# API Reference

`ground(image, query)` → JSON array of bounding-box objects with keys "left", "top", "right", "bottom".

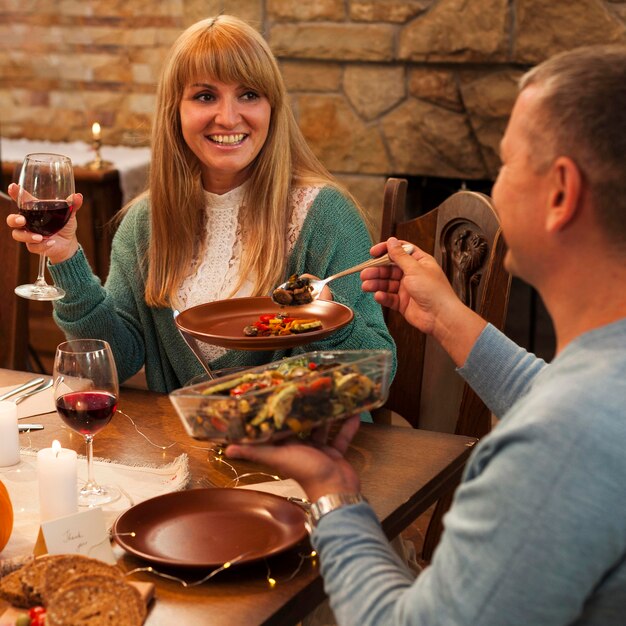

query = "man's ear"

[{"left": 546, "top": 156, "right": 582, "bottom": 232}]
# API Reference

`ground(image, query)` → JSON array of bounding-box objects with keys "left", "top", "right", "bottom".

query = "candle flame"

[
  {"left": 52, "top": 439, "right": 61, "bottom": 458},
  {"left": 92, "top": 122, "right": 101, "bottom": 139}
]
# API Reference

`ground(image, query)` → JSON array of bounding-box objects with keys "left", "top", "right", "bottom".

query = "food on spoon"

[
  {"left": 242, "top": 312, "right": 322, "bottom": 337},
  {"left": 272, "top": 274, "right": 314, "bottom": 305}
]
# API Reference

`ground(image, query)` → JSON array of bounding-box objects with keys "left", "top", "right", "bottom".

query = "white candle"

[
  {"left": 0, "top": 401, "right": 20, "bottom": 467},
  {"left": 92, "top": 122, "right": 101, "bottom": 140},
  {"left": 37, "top": 440, "right": 78, "bottom": 522}
]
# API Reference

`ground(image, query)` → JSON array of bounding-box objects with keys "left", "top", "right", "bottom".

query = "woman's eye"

[
  {"left": 194, "top": 92, "right": 215, "bottom": 102},
  {"left": 241, "top": 91, "right": 260, "bottom": 101}
]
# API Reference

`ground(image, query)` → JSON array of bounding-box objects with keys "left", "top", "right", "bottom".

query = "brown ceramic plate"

[
  {"left": 175, "top": 296, "right": 354, "bottom": 350},
  {"left": 112, "top": 488, "right": 308, "bottom": 568}
]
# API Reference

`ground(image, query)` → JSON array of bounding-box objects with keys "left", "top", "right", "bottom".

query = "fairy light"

[
  {"left": 107, "top": 408, "right": 317, "bottom": 590},
  {"left": 123, "top": 552, "right": 251, "bottom": 587}
]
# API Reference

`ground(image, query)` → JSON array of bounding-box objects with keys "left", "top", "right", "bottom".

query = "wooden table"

[{"left": 0, "top": 369, "right": 475, "bottom": 625}]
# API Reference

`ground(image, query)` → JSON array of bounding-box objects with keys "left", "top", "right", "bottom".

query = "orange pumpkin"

[{"left": 0, "top": 480, "right": 13, "bottom": 552}]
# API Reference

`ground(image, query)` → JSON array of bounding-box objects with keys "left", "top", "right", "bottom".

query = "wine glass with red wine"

[
  {"left": 14, "top": 153, "right": 74, "bottom": 301},
  {"left": 53, "top": 339, "right": 120, "bottom": 507}
]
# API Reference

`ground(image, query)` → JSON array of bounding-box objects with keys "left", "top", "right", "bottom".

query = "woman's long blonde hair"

[{"left": 144, "top": 15, "right": 355, "bottom": 308}]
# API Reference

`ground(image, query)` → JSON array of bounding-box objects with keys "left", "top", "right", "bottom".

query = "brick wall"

[{"left": 1, "top": 0, "right": 625, "bottom": 228}]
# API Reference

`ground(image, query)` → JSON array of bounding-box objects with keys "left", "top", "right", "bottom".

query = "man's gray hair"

[{"left": 520, "top": 45, "right": 626, "bottom": 248}]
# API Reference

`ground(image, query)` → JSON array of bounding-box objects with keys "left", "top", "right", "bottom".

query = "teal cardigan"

[{"left": 49, "top": 187, "right": 396, "bottom": 392}]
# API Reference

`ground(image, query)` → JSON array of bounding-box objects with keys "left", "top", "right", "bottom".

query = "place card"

[{"left": 40, "top": 507, "right": 116, "bottom": 565}]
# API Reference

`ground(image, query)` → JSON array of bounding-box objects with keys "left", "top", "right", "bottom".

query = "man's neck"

[{"left": 540, "top": 262, "right": 626, "bottom": 355}]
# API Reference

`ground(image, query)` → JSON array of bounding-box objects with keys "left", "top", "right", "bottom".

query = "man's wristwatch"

[{"left": 309, "top": 493, "right": 367, "bottom": 528}]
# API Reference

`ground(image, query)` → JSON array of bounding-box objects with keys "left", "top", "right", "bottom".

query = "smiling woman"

[
  {"left": 179, "top": 79, "right": 271, "bottom": 194},
  {"left": 6, "top": 15, "right": 396, "bottom": 393}
]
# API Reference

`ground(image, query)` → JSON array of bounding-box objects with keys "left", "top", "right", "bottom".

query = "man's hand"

[
  {"left": 361, "top": 237, "right": 487, "bottom": 367},
  {"left": 226, "top": 415, "right": 361, "bottom": 503}
]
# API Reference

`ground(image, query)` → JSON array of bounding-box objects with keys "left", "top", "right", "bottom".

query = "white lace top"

[{"left": 177, "top": 182, "right": 321, "bottom": 363}]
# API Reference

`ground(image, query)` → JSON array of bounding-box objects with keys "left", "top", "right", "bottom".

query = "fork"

[
  {"left": 172, "top": 309, "right": 216, "bottom": 380},
  {"left": 15, "top": 378, "right": 53, "bottom": 408}
]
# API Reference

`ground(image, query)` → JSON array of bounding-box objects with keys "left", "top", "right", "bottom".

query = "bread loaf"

[
  {"left": 46, "top": 574, "right": 145, "bottom": 626},
  {"left": 0, "top": 568, "right": 30, "bottom": 608},
  {"left": 19, "top": 554, "right": 122, "bottom": 606}
]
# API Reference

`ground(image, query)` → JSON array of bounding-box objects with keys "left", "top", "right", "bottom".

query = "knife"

[
  {"left": 0, "top": 377, "right": 45, "bottom": 402},
  {"left": 19, "top": 424, "right": 44, "bottom": 432}
]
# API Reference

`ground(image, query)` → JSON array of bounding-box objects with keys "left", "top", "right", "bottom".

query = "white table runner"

[{"left": 1, "top": 138, "right": 151, "bottom": 205}]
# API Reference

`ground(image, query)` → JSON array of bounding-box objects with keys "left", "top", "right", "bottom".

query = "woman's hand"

[
  {"left": 361, "top": 237, "right": 487, "bottom": 367},
  {"left": 5, "top": 183, "right": 83, "bottom": 264},
  {"left": 299, "top": 273, "right": 332, "bottom": 301},
  {"left": 226, "top": 415, "right": 361, "bottom": 503}
]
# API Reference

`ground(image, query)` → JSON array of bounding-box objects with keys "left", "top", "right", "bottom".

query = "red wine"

[
  {"left": 56, "top": 391, "right": 117, "bottom": 435},
  {"left": 19, "top": 200, "right": 72, "bottom": 236}
]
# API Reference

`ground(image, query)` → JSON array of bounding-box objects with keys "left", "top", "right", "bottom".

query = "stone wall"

[{"left": 1, "top": 0, "right": 625, "bottom": 229}]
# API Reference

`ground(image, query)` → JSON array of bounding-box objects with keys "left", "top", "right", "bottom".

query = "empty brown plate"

[
  {"left": 174, "top": 296, "right": 354, "bottom": 350},
  {"left": 112, "top": 488, "right": 308, "bottom": 568}
]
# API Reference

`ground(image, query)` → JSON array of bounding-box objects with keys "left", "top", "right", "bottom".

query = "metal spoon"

[{"left": 271, "top": 243, "right": 415, "bottom": 305}]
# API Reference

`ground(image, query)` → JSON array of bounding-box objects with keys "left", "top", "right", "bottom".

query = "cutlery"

[
  {"left": 0, "top": 377, "right": 45, "bottom": 402},
  {"left": 271, "top": 243, "right": 415, "bottom": 305},
  {"left": 15, "top": 378, "right": 53, "bottom": 406},
  {"left": 19, "top": 423, "right": 44, "bottom": 432},
  {"left": 173, "top": 309, "right": 215, "bottom": 380}
]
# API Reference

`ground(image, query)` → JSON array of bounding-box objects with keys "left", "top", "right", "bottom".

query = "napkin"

[
  {"left": 238, "top": 478, "right": 308, "bottom": 501},
  {"left": 0, "top": 451, "right": 190, "bottom": 560},
  {"left": 0, "top": 383, "right": 55, "bottom": 419}
]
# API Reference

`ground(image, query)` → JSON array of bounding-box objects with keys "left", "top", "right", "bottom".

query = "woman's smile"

[{"left": 180, "top": 79, "right": 271, "bottom": 194}]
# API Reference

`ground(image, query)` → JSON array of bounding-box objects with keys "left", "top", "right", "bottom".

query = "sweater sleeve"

[
  {"left": 457, "top": 323, "right": 547, "bottom": 419},
  {"left": 313, "top": 402, "right": 626, "bottom": 625},
  {"left": 284, "top": 187, "right": 397, "bottom": 376},
  {"left": 49, "top": 204, "right": 148, "bottom": 382}
]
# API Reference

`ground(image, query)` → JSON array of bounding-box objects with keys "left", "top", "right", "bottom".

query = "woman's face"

[{"left": 179, "top": 79, "right": 272, "bottom": 194}]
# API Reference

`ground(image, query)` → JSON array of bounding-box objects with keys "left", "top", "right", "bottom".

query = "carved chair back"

[
  {"left": 372, "top": 178, "right": 511, "bottom": 560},
  {"left": 373, "top": 178, "right": 511, "bottom": 439}
]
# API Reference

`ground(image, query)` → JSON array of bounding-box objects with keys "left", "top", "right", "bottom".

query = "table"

[{"left": 0, "top": 369, "right": 476, "bottom": 625}]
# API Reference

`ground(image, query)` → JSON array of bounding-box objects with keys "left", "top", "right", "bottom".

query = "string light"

[
  {"left": 122, "top": 552, "right": 251, "bottom": 587},
  {"left": 107, "top": 408, "right": 317, "bottom": 589},
  {"left": 116, "top": 409, "right": 284, "bottom": 486}
]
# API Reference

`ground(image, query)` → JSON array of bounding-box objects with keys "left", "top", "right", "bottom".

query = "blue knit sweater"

[{"left": 313, "top": 320, "right": 626, "bottom": 625}]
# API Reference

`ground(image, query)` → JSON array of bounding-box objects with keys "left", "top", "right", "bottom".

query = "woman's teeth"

[{"left": 209, "top": 134, "right": 246, "bottom": 145}]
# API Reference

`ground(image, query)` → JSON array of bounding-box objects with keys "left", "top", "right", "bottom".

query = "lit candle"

[
  {"left": 37, "top": 440, "right": 78, "bottom": 522},
  {"left": 0, "top": 401, "right": 20, "bottom": 467},
  {"left": 92, "top": 122, "right": 101, "bottom": 140}
]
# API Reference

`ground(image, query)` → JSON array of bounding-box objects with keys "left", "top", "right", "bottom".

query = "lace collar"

[{"left": 202, "top": 180, "right": 249, "bottom": 211}]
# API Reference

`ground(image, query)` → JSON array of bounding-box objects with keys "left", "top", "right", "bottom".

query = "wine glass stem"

[
  {"left": 84, "top": 434, "right": 97, "bottom": 490},
  {"left": 35, "top": 253, "right": 48, "bottom": 287}
]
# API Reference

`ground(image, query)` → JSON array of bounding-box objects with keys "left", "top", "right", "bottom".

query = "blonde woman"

[{"left": 7, "top": 15, "right": 395, "bottom": 392}]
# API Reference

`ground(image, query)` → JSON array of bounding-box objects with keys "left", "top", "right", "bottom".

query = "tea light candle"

[
  {"left": 92, "top": 122, "right": 101, "bottom": 140},
  {"left": 0, "top": 401, "right": 20, "bottom": 467},
  {"left": 37, "top": 440, "right": 78, "bottom": 522}
]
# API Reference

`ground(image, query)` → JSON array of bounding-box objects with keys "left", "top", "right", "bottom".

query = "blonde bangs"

[{"left": 171, "top": 18, "right": 282, "bottom": 107}]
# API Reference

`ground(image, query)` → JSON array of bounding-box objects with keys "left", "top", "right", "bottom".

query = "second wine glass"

[
  {"left": 15, "top": 152, "right": 74, "bottom": 301},
  {"left": 53, "top": 339, "right": 120, "bottom": 507}
]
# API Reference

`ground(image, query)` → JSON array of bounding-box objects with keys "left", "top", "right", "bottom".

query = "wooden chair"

[
  {"left": 0, "top": 174, "right": 30, "bottom": 370},
  {"left": 373, "top": 178, "right": 511, "bottom": 560}
]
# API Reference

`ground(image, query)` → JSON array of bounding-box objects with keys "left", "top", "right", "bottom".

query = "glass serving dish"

[{"left": 169, "top": 350, "right": 393, "bottom": 444}]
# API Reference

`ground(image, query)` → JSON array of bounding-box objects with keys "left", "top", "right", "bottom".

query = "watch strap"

[{"left": 309, "top": 493, "right": 367, "bottom": 527}]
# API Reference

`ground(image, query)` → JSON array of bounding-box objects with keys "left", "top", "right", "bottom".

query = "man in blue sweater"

[{"left": 227, "top": 45, "right": 626, "bottom": 625}]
